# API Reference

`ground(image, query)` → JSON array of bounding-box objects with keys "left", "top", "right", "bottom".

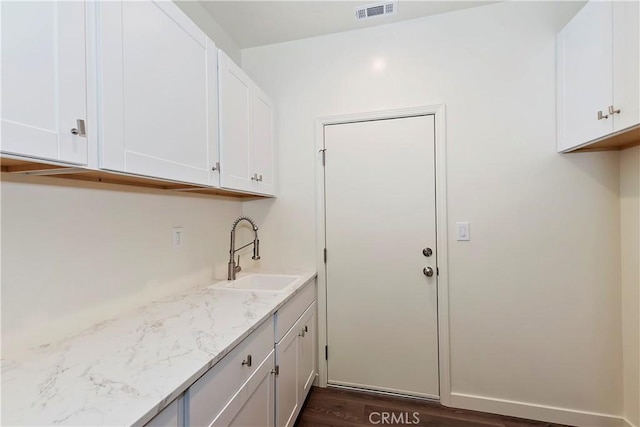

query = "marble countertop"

[{"left": 1, "top": 271, "right": 317, "bottom": 426}]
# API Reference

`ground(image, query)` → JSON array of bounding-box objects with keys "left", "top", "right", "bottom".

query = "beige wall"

[
  {"left": 0, "top": 174, "right": 242, "bottom": 354},
  {"left": 620, "top": 145, "right": 640, "bottom": 427},
  {"left": 241, "top": 2, "right": 623, "bottom": 424}
]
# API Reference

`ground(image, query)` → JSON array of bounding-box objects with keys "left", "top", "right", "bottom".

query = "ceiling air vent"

[{"left": 354, "top": 1, "right": 398, "bottom": 21}]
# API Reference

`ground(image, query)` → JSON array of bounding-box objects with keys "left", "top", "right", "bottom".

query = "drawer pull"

[{"left": 241, "top": 354, "right": 252, "bottom": 367}]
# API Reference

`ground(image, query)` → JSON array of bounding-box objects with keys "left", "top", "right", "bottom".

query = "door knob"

[
  {"left": 422, "top": 247, "right": 432, "bottom": 257},
  {"left": 423, "top": 267, "right": 434, "bottom": 277}
]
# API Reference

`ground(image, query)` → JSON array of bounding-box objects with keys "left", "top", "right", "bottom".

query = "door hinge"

[
  {"left": 323, "top": 248, "right": 327, "bottom": 263},
  {"left": 320, "top": 149, "right": 326, "bottom": 166},
  {"left": 437, "top": 267, "right": 439, "bottom": 276},
  {"left": 325, "top": 345, "right": 328, "bottom": 360},
  {"left": 272, "top": 365, "right": 279, "bottom": 376}
]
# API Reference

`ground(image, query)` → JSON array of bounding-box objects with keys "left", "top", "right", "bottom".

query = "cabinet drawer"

[
  {"left": 188, "top": 316, "right": 274, "bottom": 427},
  {"left": 275, "top": 280, "right": 316, "bottom": 342}
]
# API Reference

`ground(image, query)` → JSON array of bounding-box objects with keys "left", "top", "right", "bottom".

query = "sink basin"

[{"left": 209, "top": 274, "right": 300, "bottom": 293}]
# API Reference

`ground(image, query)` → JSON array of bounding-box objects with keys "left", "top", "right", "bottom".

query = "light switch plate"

[
  {"left": 456, "top": 222, "right": 470, "bottom": 241},
  {"left": 173, "top": 227, "right": 184, "bottom": 248}
]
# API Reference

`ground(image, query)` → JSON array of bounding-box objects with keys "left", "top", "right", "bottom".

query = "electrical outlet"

[{"left": 173, "top": 227, "right": 184, "bottom": 248}]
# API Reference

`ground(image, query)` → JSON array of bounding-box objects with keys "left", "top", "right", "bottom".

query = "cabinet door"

[
  {"left": 557, "top": 1, "right": 613, "bottom": 152},
  {"left": 219, "top": 50, "right": 253, "bottom": 192},
  {"left": 276, "top": 319, "right": 301, "bottom": 427},
  {"left": 297, "top": 302, "right": 317, "bottom": 402},
  {"left": 613, "top": 0, "right": 640, "bottom": 131},
  {"left": 98, "top": 0, "right": 217, "bottom": 185},
  {"left": 145, "top": 397, "right": 183, "bottom": 427},
  {"left": 212, "top": 351, "right": 275, "bottom": 427},
  {"left": 251, "top": 86, "right": 276, "bottom": 196},
  {"left": 1, "top": 1, "right": 88, "bottom": 164}
]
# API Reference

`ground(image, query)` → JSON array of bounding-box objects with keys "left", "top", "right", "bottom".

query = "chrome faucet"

[{"left": 228, "top": 216, "right": 260, "bottom": 280}]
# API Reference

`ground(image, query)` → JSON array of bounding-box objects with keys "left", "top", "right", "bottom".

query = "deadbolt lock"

[{"left": 422, "top": 247, "right": 432, "bottom": 257}]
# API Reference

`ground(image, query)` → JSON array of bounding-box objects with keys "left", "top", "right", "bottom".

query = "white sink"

[{"left": 209, "top": 274, "right": 300, "bottom": 293}]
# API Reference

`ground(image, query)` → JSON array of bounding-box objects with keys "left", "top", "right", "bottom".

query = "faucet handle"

[
  {"left": 252, "top": 239, "right": 260, "bottom": 260},
  {"left": 235, "top": 255, "right": 242, "bottom": 273}
]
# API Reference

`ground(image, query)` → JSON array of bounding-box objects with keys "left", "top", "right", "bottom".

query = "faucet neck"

[{"left": 228, "top": 216, "right": 260, "bottom": 280}]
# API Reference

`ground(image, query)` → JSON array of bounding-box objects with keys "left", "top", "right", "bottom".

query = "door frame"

[{"left": 314, "top": 104, "right": 451, "bottom": 405}]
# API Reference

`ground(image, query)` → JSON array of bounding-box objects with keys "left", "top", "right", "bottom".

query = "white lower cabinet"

[
  {"left": 212, "top": 350, "right": 275, "bottom": 427},
  {"left": 145, "top": 397, "right": 183, "bottom": 427},
  {"left": 274, "top": 281, "right": 318, "bottom": 427},
  {"left": 160, "top": 281, "right": 316, "bottom": 427},
  {"left": 276, "top": 302, "right": 317, "bottom": 427},
  {"left": 188, "top": 317, "right": 274, "bottom": 426}
]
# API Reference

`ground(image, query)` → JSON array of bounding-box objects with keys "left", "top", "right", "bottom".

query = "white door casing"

[{"left": 324, "top": 114, "right": 439, "bottom": 398}]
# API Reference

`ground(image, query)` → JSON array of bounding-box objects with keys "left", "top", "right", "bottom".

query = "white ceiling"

[{"left": 198, "top": 1, "right": 500, "bottom": 49}]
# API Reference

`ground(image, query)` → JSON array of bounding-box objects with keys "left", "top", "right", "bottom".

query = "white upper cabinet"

[
  {"left": 218, "top": 51, "right": 252, "bottom": 192},
  {"left": 219, "top": 51, "right": 275, "bottom": 196},
  {"left": 557, "top": 0, "right": 640, "bottom": 152},
  {"left": 1, "top": 1, "right": 88, "bottom": 165},
  {"left": 612, "top": 0, "right": 640, "bottom": 131},
  {"left": 96, "top": 0, "right": 219, "bottom": 186},
  {"left": 251, "top": 86, "right": 276, "bottom": 195}
]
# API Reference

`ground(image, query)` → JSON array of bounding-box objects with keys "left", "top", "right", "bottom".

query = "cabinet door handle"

[
  {"left": 304, "top": 325, "right": 308, "bottom": 333},
  {"left": 251, "top": 173, "right": 258, "bottom": 181},
  {"left": 298, "top": 329, "right": 306, "bottom": 337},
  {"left": 597, "top": 111, "right": 609, "bottom": 120},
  {"left": 258, "top": 174, "right": 263, "bottom": 182},
  {"left": 608, "top": 105, "right": 621, "bottom": 115},
  {"left": 70, "top": 119, "right": 86, "bottom": 137},
  {"left": 241, "top": 354, "right": 252, "bottom": 367}
]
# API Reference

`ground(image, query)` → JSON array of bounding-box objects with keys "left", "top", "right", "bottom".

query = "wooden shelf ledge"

[
  {"left": 0, "top": 157, "right": 271, "bottom": 200},
  {"left": 565, "top": 124, "right": 640, "bottom": 153}
]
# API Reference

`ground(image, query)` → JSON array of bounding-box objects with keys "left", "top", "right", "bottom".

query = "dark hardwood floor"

[{"left": 295, "top": 387, "right": 570, "bottom": 427}]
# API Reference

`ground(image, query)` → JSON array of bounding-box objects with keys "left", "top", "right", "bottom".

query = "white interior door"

[{"left": 324, "top": 115, "right": 439, "bottom": 398}]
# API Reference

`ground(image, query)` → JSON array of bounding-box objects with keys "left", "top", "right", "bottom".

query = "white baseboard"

[
  {"left": 449, "top": 392, "right": 625, "bottom": 427},
  {"left": 623, "top": 416, "right": 639, "bottom": 427}
]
